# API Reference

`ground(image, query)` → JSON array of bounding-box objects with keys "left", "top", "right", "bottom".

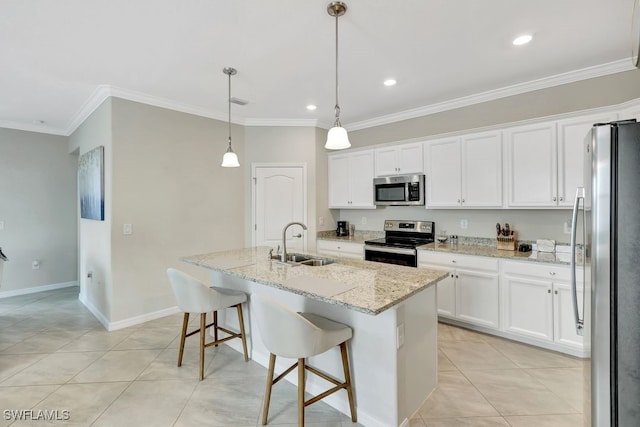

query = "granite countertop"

[
  {"left": 418, "top": 241, "right": 577, "bottom": 265},
  {"left": 318, "top": 231, "right": 577, "bottom": 265},
  {"left": 316, "top": 230, "right": 384, "bottom": 245},
  {"left": 182, "top": 246, "right": 448, "bottom": 315}
]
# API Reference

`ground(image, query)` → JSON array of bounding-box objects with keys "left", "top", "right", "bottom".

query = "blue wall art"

[{"left": 79, "top": 146, "right": 104, "bottom": 221}]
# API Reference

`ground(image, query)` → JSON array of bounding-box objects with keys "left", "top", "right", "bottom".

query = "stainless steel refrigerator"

[{"left": 571, "top": 120, "right": 640, "bottom": 426}]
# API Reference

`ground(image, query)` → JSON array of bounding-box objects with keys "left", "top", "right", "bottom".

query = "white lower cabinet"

[
  {"left": 418, "top": 252, "right": 586, "bottom": 356},
  {"left": 418, "top": 252, "right": 500, "bottom": 329},
  {"left": 502, "top": 260, "right": 583, "bottom": 351},
  {"left": 316, "top": 240, "right": 363, "bottom": 260}
]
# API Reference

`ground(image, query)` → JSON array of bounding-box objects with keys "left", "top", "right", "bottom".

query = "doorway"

[{"left": 251, "top": 164, "right": 307, "bottom": 252}]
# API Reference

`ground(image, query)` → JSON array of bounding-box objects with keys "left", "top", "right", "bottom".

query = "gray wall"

[{"left": 0, "top": 128, "right": 77, "bottom": 294}]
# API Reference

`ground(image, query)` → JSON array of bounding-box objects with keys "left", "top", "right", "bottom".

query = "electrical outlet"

[
  {"left": 361, "top": 217, "right": 367, "bottom": 225},
  {"left": 564, "top": 220, "right": 572, "bottom": 234},
  {"left": 318, "top": 216, "right": 324, "bottom": 226},
  {"left": 123, "top": 224, "right": 133, "bottom": 235},
  {"left": 460, "top": 219, "right": 468, "bottom": 229}
]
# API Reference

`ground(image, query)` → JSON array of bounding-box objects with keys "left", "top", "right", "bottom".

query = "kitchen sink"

[{"left": 271, "top": 253, "right": 335, "bottom": 267}]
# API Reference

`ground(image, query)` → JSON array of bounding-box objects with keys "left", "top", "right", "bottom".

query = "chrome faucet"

[{"left": 281, "top": 222, "right": 307, "bottom": 263}]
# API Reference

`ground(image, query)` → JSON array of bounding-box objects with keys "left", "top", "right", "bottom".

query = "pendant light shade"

[
  {"left": 221, "top": 67, "right": 240, "bottom": 167},
  {"left": 325, "top": 1, "right": 351, "bottom": 150}
]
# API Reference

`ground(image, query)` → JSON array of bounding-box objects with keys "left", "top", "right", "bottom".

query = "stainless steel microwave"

[{"left": 374, "top": 174, "right": 425, "bottom": 206}]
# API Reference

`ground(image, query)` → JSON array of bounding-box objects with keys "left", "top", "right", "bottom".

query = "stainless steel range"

[{"left": 364, "top": 220, "right": 435, "bottom": 267}]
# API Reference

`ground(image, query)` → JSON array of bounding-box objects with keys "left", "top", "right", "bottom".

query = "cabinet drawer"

[
  {"left": 317, "top": 240, "right": 363, "bottom": 258},
  {"left": 418, "top": 251, "right": 498, "bottom": 272},
  {"left": 502, "top": 260, "right": 571, "bottom": 281}
]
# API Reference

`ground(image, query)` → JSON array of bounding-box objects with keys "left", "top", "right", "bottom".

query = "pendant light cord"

[
  {"left": 227, "top": 71, "right": 232, "bottom": 147},
  {"left": 334, "top": 13, "right": 341, "bottom": 127}
]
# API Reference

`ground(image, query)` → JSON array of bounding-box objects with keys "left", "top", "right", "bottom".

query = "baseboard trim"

[
  {"left": 78, "top": 294, "right": 181, "bottom": 331},
  {"left": 107, "top": 306, "right": 181, "bottom": 331},
  {"left": 0, "top": 281, "right": 78, "bottom": 299}
]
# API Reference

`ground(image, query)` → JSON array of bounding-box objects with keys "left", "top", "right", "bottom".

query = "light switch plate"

[{"left": 123, "top": 224, "right": 133, "bottom": 235}]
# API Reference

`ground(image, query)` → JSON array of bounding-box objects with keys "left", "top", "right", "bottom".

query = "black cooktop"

[{"left": 364, "top": 237, "right": 433, "bottom": 249}]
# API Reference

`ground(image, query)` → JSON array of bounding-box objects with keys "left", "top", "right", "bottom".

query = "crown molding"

[
  {"left": 346, "top": 58, "right": 636, "bottom": 131},
  {"left": 2, "top": 58, "right": 635, "bottom": 137},
  {"left": 0, "top": 120, "right": 68, "bottom": 136}
]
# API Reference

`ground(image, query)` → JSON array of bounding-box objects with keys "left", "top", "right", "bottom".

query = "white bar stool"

[
  {"left": 251, "top": 293, "right": 357, "bottom": 426},
  {"left": 167, "top": 268, "right": 249, "bottom": 380}
]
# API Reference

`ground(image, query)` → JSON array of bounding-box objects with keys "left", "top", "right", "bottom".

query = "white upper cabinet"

[
  {"left": 426, "top": 130, "right": 502, "bottom": 208},
  {"left": 328, "top": 150, "right": 376, "bottom": 209},
  {"left": 506, "top": 122, "right": 558, "bottom": 207},
  {"left": 374, "top": 142, "right": 423, "bottom": 176},
  {"left": 619, "top": 103, "right": 640, "bottom": 121},
  {"left": 461, "top": 131, "right": 503, "bottom": 208},
  {"left": 557, "top": 113, "right": 617, "bottom": 207},
  {"left": 425, "top": 137, "right": 461, "bottom": 207}
]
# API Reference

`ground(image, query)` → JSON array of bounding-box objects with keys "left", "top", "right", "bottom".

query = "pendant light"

[
  {"left": 221, "top": 67, "right": 240, "bottom": 167},
  {"left": 325, "top": 1, "right": 351, "bottom": 150}
]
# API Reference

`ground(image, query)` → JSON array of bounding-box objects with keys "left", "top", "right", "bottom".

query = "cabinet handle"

[
  {"left": 457, "top": 199, "right": 461, "bottom": 203},
  {"left": 549, "top": 271, "right": 556, "bottom": 276},
  {"left": 555, "top": 290, "right": 558, "bottom": 295},
  {"left": 553, "top": 197, "right": 557, "bottom": 202},
  {"left": 450, "top": 274, "right": 454, "bottom": 278},
  {"left": 461, "top": 199, "right": 465, "bottom": 203},
  {"left": 559, "top": 197, "right": 564, "bottom": 202},
  {"left": 456, "top": 275, "right": 459, "bottom": 279},
  {"left": 451, "top": 260, "right": 456, "bottom": 263},
  {"left": 548, "top": 289, "right": 551, "bottom": 294}
]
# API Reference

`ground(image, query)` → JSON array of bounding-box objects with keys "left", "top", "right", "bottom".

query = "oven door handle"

[{"left": 364, "top": 245, "right": 417, "bottom": 256}]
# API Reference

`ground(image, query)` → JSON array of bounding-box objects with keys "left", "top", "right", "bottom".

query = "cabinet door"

[
  {"left": 436, "top": 272, "right": 456, "bottom": 318},
  {"left": 503, "top": 274, "right": 553, "bottom": 340},
  {"left": 506, "top": 123, "right": 558, "bottom": 207},
  {"left": 553, "top": 282, "right": 584, "bottom": 348},
  {"left": 397, "top": 143, "right": 424, "bottom": 175},
  {"left": 557, "top": 113, "right": 617, "bottom": 207},
  {"left": 456, "top": 269, "right": 500, "bottom": 329},
  {"left": 461, "top": 131, "right": 503, "bottom": 208},
  {"left": 426, "top": 138, "right": 461, "bottom": 207},
  {"left": 328, "top": 154, "right": 351, "bottom": 208},
  {"left": 348, "top": 150, "right": 375, "bottom": 208},
  {"left": 374, "top": 147, "right": 398, "bottom": 176}
]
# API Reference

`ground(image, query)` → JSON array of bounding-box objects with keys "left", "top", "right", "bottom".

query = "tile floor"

[{"left": 0, "top": 287, "right": 586, "bottom": 426}]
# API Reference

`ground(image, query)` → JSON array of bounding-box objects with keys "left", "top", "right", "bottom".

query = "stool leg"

[
  {"left": 298, "top": 358, "right": 305, "bottom": 427},
  {"left": 236, "top": 303, "right": 249, "bottom": 362},
  {"left": 340, "top": 342, "right": 357, "bottom": 422},
  {"left": 213, "top": 310, "right": 218, "bottom": 346},
  {"left": 199, "top": 313, "right": 206, "bottom": 380},
  {"left": 177, "top": 313, "right": 189, "bottom": 367},
  {"left": 261, "top": 353, "right": 276, "bottom": 425}
]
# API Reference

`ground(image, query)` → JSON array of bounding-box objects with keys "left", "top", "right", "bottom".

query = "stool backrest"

[
  {"left": 167, "top": 268, "right": 217, "bottom": 314},
  {"left": 251, "top": 293, "right": 321, "bottom": 359}
]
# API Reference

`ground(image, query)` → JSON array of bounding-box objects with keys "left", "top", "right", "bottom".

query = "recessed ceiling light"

[
  {"left": 512, "top": 34, "right": 533, "bottom": 46},
  {"left": 306, "top": 104, "right": 317, "bottom": 111},
  {"left": 383, "top": 79, "right": 397, "bottom": 86}
]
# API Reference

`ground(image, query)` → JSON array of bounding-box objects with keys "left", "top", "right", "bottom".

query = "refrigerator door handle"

[{"left": 570, "top": 186, "right": 585, "bottom": 336}]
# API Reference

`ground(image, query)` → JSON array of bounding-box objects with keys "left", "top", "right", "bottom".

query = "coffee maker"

[{"left": 336, "top": 221, "right": 349, "bottom": 237}]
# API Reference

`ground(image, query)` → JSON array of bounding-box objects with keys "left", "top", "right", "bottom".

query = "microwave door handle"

[{"left": 570, "top": 187, "right": 585, "bottom": 336}]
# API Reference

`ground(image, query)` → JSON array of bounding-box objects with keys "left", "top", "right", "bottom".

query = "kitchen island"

[{"left": 182, "top": 246, "right": 448, "bottom": 427}]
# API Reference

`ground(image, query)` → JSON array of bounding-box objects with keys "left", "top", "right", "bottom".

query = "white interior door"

[{"left": 253, "top": 165, "right": 306, "bottom": 252}]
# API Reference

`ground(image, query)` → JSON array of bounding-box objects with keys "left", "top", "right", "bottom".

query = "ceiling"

[{"left": 1, "top": 0, "right": 636, "bottom": 136}]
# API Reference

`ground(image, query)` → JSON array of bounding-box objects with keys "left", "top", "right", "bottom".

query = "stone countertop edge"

[
  {"left": 181, "top": 246, "right": 448, "bottom": 316},
  {"left": 417, "top": 242, "right": 575, "bottom": 265}
]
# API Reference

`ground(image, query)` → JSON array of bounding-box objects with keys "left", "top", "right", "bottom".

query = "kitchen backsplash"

[{"left": 336, "top": 206, "right": 573, "bottom": 244}]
